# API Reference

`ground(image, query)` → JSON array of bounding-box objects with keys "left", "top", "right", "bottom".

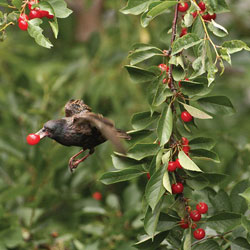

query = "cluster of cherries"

[
  {"left": 179, "top": 202, "right": 208, "bottom": 240},
  {"left": 18, "top": 0, "right": 54, "bottom": 31}
]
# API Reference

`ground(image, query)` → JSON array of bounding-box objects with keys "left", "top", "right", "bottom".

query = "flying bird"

[{"left": 36, "top": 99, "right": 130, "bottom": 172}]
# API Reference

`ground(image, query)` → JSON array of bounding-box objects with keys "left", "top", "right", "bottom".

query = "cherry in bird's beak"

[{"left": 36, "top": 128, "right": 49, "bottom": 139}]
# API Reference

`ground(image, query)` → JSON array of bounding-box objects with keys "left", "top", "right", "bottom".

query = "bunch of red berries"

[
  {"left": 179, "top": 202, "right": 208, "bottom": 240},
  {"left": 192, "top": 1, "right": 216, "bottom": 21},
  {"left": 18, "top": 0, "right": 54, "bottom": 31}
]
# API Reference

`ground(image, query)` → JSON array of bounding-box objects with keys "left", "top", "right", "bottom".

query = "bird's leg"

[{"left": 68, "top": 148, "right": 94, "bottom": 172}]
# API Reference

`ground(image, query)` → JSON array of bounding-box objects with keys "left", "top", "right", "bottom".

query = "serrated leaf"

[
  {"left": 239, "top": 187, "right": 250, "bottom": 206},
  {"left": 172, "top": 33, "right": 202, "bottom": 55},
  {"left": 145, "top": 165, "right": 165, "bottom": 211},
  {"left": 157, "top": 213, "right": 178, "bottom": 231},
  {"left": 127, "top": 143, "right": 159, "bottom": 161},
  {"left": 182, "top": 103, "right": 213, "bottom": 119},
  {"left": 209, "top": 190, "right": 232, "bottom": 212},
  {"left": 27, "top": 19, "right": 53, "bottom": 49},
  {"left": 222, "top": 40, "right": 250, "bottom": 54},
  {"left": 231, "top": 237, "right": 250, "bottom": 250},
  {"left": 202, "top": 173, "right": 227, "bottom": 184},
  {"left": 125, "top": 65, "right": 156, "bottom": 83},
  {"left": 47, "top": 0, "right": 72, "bottom": 18},
  {"left": 193, "top": 239, "right": 220, "bottom": 250},
  {"left": 197, "top": 96, "right": 235, "bottom": 115},
  {"left": 186, "top": 175, "right": 209, "bottom": 190},
  {"left": 190, "top": 149, "right": 220, "bottom": 163},
  {"left": 120, "top": 0, "right": 153, "bottom": 15},
  {"left": 163, "top": 171, "right": 172, "bottom": 194},
  {"left": 157, "top": 105, "right": 172, "bottom": 146},
  {"left": 183, "top": 229, "right": 191, "bottom": 250},
  {"left": 100, "top": 167, "right": 145, "bottom": 184},
  {"left": 178, "top": 151, "right": 202, "bottom": 172},
  {"left": 189, "top": 137, "right": 215, "bottom": 150},
  {"left": 206, "top": 212, "right": 241, "bottom": 232},
  {"left": 208, "top": 20, "right": 228, "bottom": 37},
  {"left": 131, "top": 111, "right": 160, "bottom": 130}
]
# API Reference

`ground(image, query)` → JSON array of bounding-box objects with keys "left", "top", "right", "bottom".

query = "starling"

[{"left": 36, "top": 99, "right": 130, "bottom": 172}]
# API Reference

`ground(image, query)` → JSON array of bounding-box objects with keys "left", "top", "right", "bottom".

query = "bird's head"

[{"left": 36, "top": 119, "right": 65, "bottom": 140}]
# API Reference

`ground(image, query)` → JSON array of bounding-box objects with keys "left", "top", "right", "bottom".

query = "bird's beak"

[{"left": 36, "top": 128, "right": 49, "bottom": 139}]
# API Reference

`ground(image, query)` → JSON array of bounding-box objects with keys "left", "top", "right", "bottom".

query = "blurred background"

[{"left": 0, "top": 0, "right": 250, "bottom": 249}]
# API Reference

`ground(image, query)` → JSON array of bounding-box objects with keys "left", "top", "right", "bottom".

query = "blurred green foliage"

[{"left": 0, "top": 0, "right": 250, "bottom": 249}]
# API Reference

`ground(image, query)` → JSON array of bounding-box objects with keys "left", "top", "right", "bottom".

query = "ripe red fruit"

[
  {"left": 18, "top": 14, "right": 29, "bottom": 22},
  {"left": 158, "top": 63, "right": 169, "bottom": 72},
  {"left": 92, "top": 192, "right": 102, "bottom": 201},
  {"left": 26, "top": 133, "right": 40, "bottom": 145},
  {"left": 196, "top": 202, "right": 208, "bottom": 214},
  {"left": 168, "top": 161, "right": 177, "bottom": 172},
  {"left": 28, "top": 0, "right": 38, "bottom": 10},
  {"left": 29, "top": 9, "right": 41, "bottom": 19},
  {"left": 40, "top": 10, "right": 49, "bottom": 18},
  {"left": 192, "top": 11, "right": 198, "bottom": 18},
  {"left": 179, "top": 219, "right": 189, "bottom": 229},
  {"left": 172, "top": 182, "right": 184, "bottom": 194},
  {"left": 202, "top": 13, "right": 216, "bottom": 21},
  {"left": 175, "top": 159, "right": 182, "bottom": 169},
  {"left": 189, "top": 210, "right": 201, "bottom": 221},
  {"left": 180, "top": 27, "right": 187, "bottom": 37},
  {"left": 147, "top": 172, "right": 151, "bottom": 180},
  {"left": 198, "top": 2, "right": 206, "bottom": 11},
  {"left": 193, "top": 228, "right": 205, "bottom": 240},
  {"left": 181, "top": 111, "right": 193, "bottom": 122},
  {"left": 46, "top": 13, "right": 54, "bottom": 19},
  {"left": 18, "top": 20, "right": 29, "bottom": 31},
  {"left": 183, "top": 145, "right": 190, "bottom": 154},
  {"left": 178, "top": 3, "right": 189, "bottom": 12},
  {"left": 182, "top": 137, "right": 189, "bottom": 145},
  {"left": 209, "top": 13, "right": 216, "bottom": 20}
]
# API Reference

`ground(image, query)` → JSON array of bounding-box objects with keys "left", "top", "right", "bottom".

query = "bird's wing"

[
  {"left": 73, "top": 113, "right": 126, "bottom": 154},
  {"left": 64, "top": 99, "right": 92, "bottom": 117}
]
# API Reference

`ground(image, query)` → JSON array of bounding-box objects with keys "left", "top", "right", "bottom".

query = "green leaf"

[
  {"left": 192, "top": 240, "right": 220, "bottom": 250},
  {"left": 216, "top": 0, "right": 230, "bottom": 13},
  {"left": 183, "top": 13, "right": 194, "bottom": 27},
  {"left": 157, "top": 105, "right": 173, "bottom": 146},
  {"left": 127, "top": 143, "right": 159, "bottom": 161},
  {"left": 131, "top": 43, "right": 162, "bottom": 52},
  {"left": 157, "top": 213, "right": 178, "bottom": 231},
  {"left": 231, "top": 237, "right": 250, "bottom": 250},
  {"left": 197, "top": 96, "right": 235, "bottom": 115},
  {"left": 131, "top": 111, "right": 160, "bottom": 130},
  {"left": 183, "top": 229, "right": 191, "bottom": 250},
  {"left": 241, "top": 216, "right": 250, "bottom": 233},
  {"left": 207, "top": 64, "right": 218, "bottom": 86},
  {"left": 129, "top": 49, "right": 161, "bottom": 65},
  {"left": 222, "top": 40, "right": 250, "bottom": 54},
  {"left": 191, "top": 56, "right": 206, "bottom": 78},
  {"left": 162, "top": 151, "right": 170, "bottom": 165},
  {"left": 100, "top": 167, "right": 145, "bottom": 184},
  {"left": 206, "top": 212, "right": 241, "bottom": 232},
  {"left": 111, "top": 154, "right": 142, "bottom": 170},
  {"left": 133, "top": 231, "right": 169, "bottom": 249},
  {"left": 120, "top": 0, "right": 153, "bottom": 15},
  {"left": 230, "top": 180, "right": 249, "bottom": 213},
  {"left": 186, "top": 175, "right": 209, "bottom": 190},
  {"left": 172, "top": 33, "right": 202, "bottom": 55},
  {"left": 209, "top": 190, "right": 232, "bottom": 212},
  {"left": 182, "top": 103, "right": 213, "bottom": 119},
  {"left": 145, "top": 165, "right": 165, "bottom": 211},
  {"left": 180, "top": 80, "right": 207, "bottom": 96},
  {"left": 127, "top": 129, "right": 153, "bottom": 145},
  {"left": 27, "top": 19, "right": 53, "bottom": 49},
  {"left": 202, "top": 173, "right": 227, "bottom": 184},
  {"left": 0, "top": 0, "right": 8, "bottom": 7},
  {"left": 239, "top": 187, "right": 250, "bottom": 206},
  {"left": 47, "top": 0, "right": 72, "bottom": 18},
  {"left": 189, "top": 137, "right": 215, "bottom": 150},
  {"left": 163, "top": 171, "right": 172, "bottom": 194},
  {"left": 11, "top": 0, "right": 22, "bottom": 9},
  {"left": 190, "top": 149, "right": 220, "bottom": 163},
  {"left": 125, "top": 65, "right": 156, "bottom": 83},
  {"left": 178, "top": 151, "right": 202, "bottom": 172},
  {"left": 192, "top": 16, "right": 205, "bottom": 39},
  {"left": 0, "top": 227, "right": 23, "bottom": 248},
  {"left": 144, "top": 199, "right": 163, "bottom": 237},
  {"left": 220, "top": 48, "right": 231, "bottom": 65},
  {"left": 147, "top": 1, "right": 177, "bottom": 20},
  {"left": 151, "top": 80, "right": 172, "bottom": 107},
  {"left": 208, "top": 20, "right": 228, "bottom": 37}
]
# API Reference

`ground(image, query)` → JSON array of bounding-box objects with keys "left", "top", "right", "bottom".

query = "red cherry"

[
  {"left": 172, "top": 182, "right": 184, "bottom": 194},
  {"left": 26, "top": 133, "right": 40, "bottom": 145},
  {"left": 202, "top": 13, "right": 216, "bottom": 21},
  {"left": 193, "top": 228, "right": 205, "bottom": 240},
  {"left": 192, "top": 11, "right": 198, "bottom": 18},
  {"left": 189, "top": 210, "right": 201, "bottom": 221},
  {"left": 18, "top": 20, "right": 28, "bottom": 31},
  {"left": 182, "top": 137, "right": 189, "bottom": 145},
  {"left": 209, "top": 13, "right": 216, "bottom": 20},
  {"left": 29, "top": 9, "right": 41, "bottom": 19},
  {"left": 198, "top": 2, "right": 206, "bottom": 11},
  {"left": 181, "top": 111, "right": 193, "bottom": 122},
  {"left": 46, "top": 13, "right": 54, "bottom": 19},
  {"left": 196, "top": 202, "right": 208, "bottom": 214},
  {"left": 183, "top": 146, "right": 190, "bottom": 154},
  {"left": 162, "top": 78, "right": 167, "bottom": 84},
  {"left": 146, "top": 172, "right": 151, "bottom": 180},
  {"left": 18, "top": 13, "right": 29, "bottom": 22},
  {"left": 39, "top": 10, "right": 49, "bottom": 18},
  {"left": 180, "top": 27, "right": 187, "bottom": 37},
  {"left": 179, "top": 219, "right": 189, "bottom": 229},
  {"left": 175, "top": 159, "right": 182, "bottom": 169},
  {"left": 178, "top": 3, "right": 189, "bottom": 12},
  {"left": 92, "top": 192, "right": 102, "bottom": 201},
  {"left": 168, "top": 161, "right": 177, "bottom": 172},
  {"left": 158, "top": 63, "right": 169, "bottom": 72},
  {"left": 28, "top": 0, "right": 39, "bottom": 10}
]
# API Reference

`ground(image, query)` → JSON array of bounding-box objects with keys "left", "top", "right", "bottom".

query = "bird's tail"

[{"left": 116, "top": 129, "right": 131, "bottom": 140}]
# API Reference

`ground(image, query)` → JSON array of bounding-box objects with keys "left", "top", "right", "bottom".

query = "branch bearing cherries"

[
  {"left": 18, "top": 0, "right": 54, "bottom": 31},
  {"left": 26, "top": 133, "right": 40, "bottom": 145}
]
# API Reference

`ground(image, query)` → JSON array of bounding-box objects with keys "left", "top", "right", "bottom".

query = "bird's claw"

[{"left": 68, "top": 152, "right": 91, "bottom": 173}]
